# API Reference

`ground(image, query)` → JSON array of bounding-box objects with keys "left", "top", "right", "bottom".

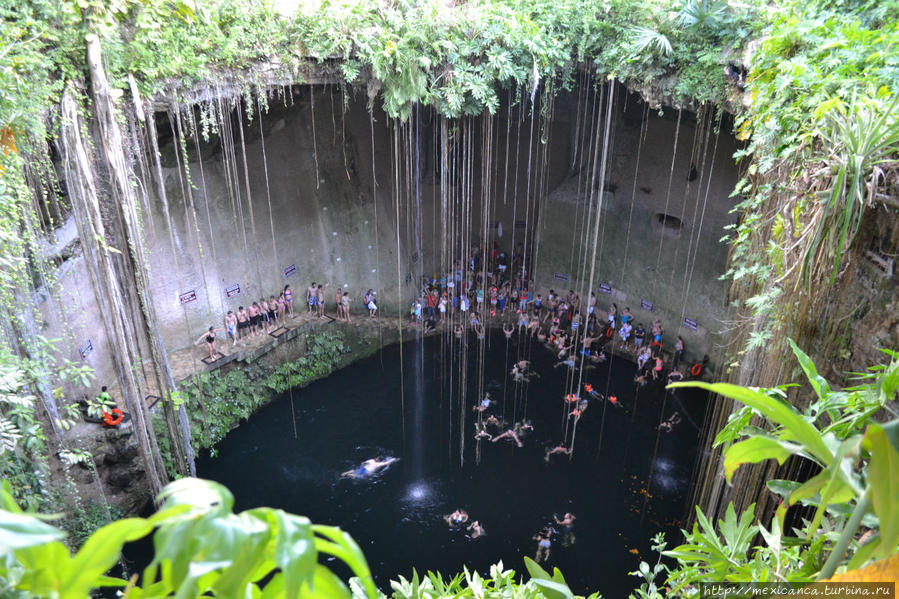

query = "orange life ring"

[
  {"left": 691, "top": 363, "right": 703, "bottom": 377},
  {"left": 609, "top": 396, "right": 618, "bottom": 404},
  {"left": 605, "top": 326, "right": 614, "bottom": 339},
  {"left": 584, "top": 384, "right": 593, "bottom": 393},
  {"left": 565, "top": 393, "right": 578, "bottom": 403},
  {"left": 102, "top": 408, "right": 123, "bottom": 427}
]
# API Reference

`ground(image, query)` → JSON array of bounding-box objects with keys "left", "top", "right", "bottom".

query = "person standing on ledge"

[
  {"left": 283, "top": 284, "right": 294, "bottom": 317},
  {"left": 307, "top": 282, "right": 318, "bottom": 314},
  {"left": 195, "top": 326, "right": 223, "bottom": 360},
  {"left": 317, "top": 283, "right": 329, "bottom": 319},
  {"left": 341, "top": 291, "right": 352, "bottom": 323},
  {"left": 224, "top": 310, "right": 238, "bottom": 346}
]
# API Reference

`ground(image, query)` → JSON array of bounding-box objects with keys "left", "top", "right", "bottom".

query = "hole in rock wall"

[{"left": 654, "top": 212, "right": 683, "bottom": 236}]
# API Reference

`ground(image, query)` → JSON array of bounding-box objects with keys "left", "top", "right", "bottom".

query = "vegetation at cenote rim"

[
  {"left": 722, "top": 0, "right": 899, "bottom": 366},
  {"left": 0, "top": 348, "right": 896, "bottom": 598},
  {"left": 156, "top": 330, "right": 348, "bottom": 472},
  {"left": 629, "top": 342, "right": 899, "bottom": 597},
  {"left": 0, "top": 0, "right": 896, "bottom": 594}
]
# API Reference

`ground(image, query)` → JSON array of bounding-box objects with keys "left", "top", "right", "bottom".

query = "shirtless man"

[
  {"left": 307, "top": 282, "right": 318, "bottom": 314},
  {"left": 268, "top": 295, "right": 279, "bottom": 326},
  {"left": 236, "top": 306, "right": 250, "bottom": 341},
  {"left": 335, "top": 289, "right": 344, "bottom": 320},
  {"left": 502, "top": 322, "right": 514, "bottom": 339},
  {"left": 224, "top": 311, "right": 238, "bottom": 346},
  {"left": 258, "top": 298, "right": 270, "bottom": 332},
  {"left": 247, "top": 302, "right": 261, "bottom": 336},
  {"left": 554, "top": 512, "right": 576, "bottom": 546}
]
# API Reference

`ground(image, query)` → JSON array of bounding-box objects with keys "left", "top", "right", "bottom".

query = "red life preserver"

[
  {"left": 102, "top": 408, "right": 123, "bottom": 427},
  {"left": 609, "top": 396, "right": 618, "bottom": 404},
  {"left": 605, "top": 326, "right": 614, "bottom": 339},
  {"left": 691, "top": 363, "right": 703, "bottom": 377},
  {"left": 565, "top": 394, "right": 578, "bottom": 403},
  {"left": 584, "top": 384, "right": 593, "bottom": 393}
]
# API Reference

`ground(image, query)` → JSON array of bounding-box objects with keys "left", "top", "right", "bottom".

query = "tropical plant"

[
  {"left": 0, "top": 477, "right": 595, "bottom": 599},
  {"left": 629, "top": 342, "right": 899, "bottom": 597},
  {"left": 628, "top": 27, "right": 673, "bottom": 58},
  {"left": 0, "top": 477, "right": 379, "bottom": 598},
  {"left": 803, "top": 92, "right": 899, "bottom": 285}
]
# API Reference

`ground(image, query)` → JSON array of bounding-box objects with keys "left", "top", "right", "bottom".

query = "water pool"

[{"left": 197, "top": 331, "right": 707, "bottom": 596}]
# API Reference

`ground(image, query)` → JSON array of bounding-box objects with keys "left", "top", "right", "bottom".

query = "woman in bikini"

[
  {"left": 195, "top": 326, "right": 223, "bottom": 360},
  {"left": 283, "top": 285, "right": 294, "bottom": 317}
]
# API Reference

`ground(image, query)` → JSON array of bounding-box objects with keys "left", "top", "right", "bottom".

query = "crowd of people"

[{"left": 195, "top": 282, "right": 380, "bottom": 361}]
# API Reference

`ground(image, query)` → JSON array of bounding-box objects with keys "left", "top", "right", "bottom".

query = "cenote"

[{"left": 195, "top": 332, "right": 708, "bottom": 596}]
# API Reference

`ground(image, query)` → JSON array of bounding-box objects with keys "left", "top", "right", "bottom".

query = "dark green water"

[{"left": 196, "top": 332, "right": 708, "bottom": 596}]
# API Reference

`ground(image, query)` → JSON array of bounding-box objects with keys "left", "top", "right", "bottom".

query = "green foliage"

[
  {"left": 723, "top": 0, "right": 899, "bottom": 357},
  {"left": 0, "top": 477, "right": 591, "bottom": 598},
  {"left": 634, "top": 344, "right": 899, "bottom": 593},
  {"left": 60, "top": 500, "right": 125, "bottom": 549},
  {"left": 172, "top": 331, "right": 348, "bottom": 458}
]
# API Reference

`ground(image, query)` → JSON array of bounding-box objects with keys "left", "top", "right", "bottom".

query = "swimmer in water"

[
  {"left": 474, "top": 421, "right": 493, "bottom": 440},
  {"left": 554, "top": 355, "right": 577, "bottom": 369},
  {"left": 554, "top": 512, "right": 577, "bottom": 546},
  {"left": 584, "top": 384, "right": 602, "bottom": 399},
  {"left": 467, "top": 520, "right": 486, "bottom": 539},
  {"left": 492, "top": 422, "right": 531, "bottom": 447},
  {"left": 569, "top": 399, "right": 589, "bottom": 422},
  {"left": 473, "top": 392, "right": 492, "bottom": 413},
  {"left": 544, "top": 444, "right": 571, "bottom": 462},
  {"left": 659, "top": 412, "right": 682, "bottom": 433},
  {"left": 485, "top": 414, "right": 502, "bottom": 428},
  {"left": 341, "top": 456, "right": 399, "bottom": 479},
  {"left": 503, "top": 322, "right": 514, "bottom": 339},
  {"left": 534, "top": 529, "right": 553, "bottom": 563},
  {"left": 445, "top": 509, "right": 469, "bottom": 526}
]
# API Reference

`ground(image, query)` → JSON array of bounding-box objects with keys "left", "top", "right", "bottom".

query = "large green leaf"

[
  {"left": 62, "top": 518, "right": 152, "bottom": 597},
  {"left": 723, "top": 436, "right": 800, "bottom": 482},
  {"left": 788, "top": 339, "right": 832, "bottom": 402},
  {"left": 247, "top": 508, "right": 315, "bottom": 598},
  {"left": 299, "top": 564, "right": 350, "bottom": 599},
  {"left": 0, "top": 510, "right": 64, "bottom": 553},
  {"left": 669, "top": 381, "right": 832, "bottom": 465},
  {"left": 862, "top": 422, "right": 899, "bottom": 558}
]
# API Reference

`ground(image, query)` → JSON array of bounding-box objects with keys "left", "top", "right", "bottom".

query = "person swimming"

[
  {"left": 544, "top": 444, "right": 571, "bottom": 462},
  {"left": 554, "top": 512, "right": 576, "bottom": 546},
  {"left": 474, "top": 421, "right": 493, "bottom": 440},
  {"left": 659, "top": 412, "right": 682, "bottom": 433},
  {"left": 445, "top": 509, "right": 469, "bottom": 526},
  {"left": 534, "top": 528, "right": 553, "bottom": 563},
  {"left": 341, "top": 456, "right": 399, "bottom": 479},
  {"left": 467, "top": 520, "right": 486, "bottom": 539}
]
